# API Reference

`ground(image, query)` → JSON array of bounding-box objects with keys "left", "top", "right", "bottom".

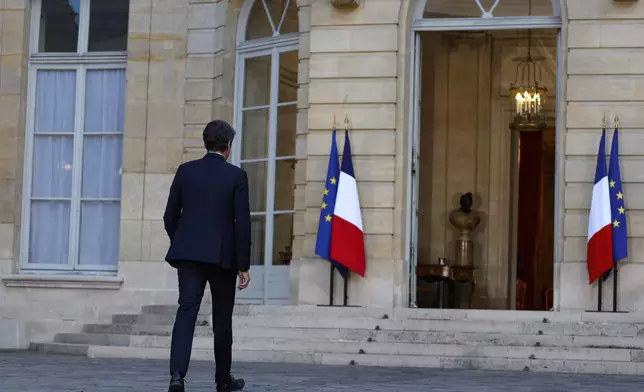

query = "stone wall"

[
  {"left": 6, "top": 0, "right": 644, "bottom": 353},
  {"left": 559, "top": 0, "right": 644, "bottom": 312},
  {"left": 292, "top": 0, "right": 407, "bottom": 307},
  {"left": 0, "top": 0, "right": 197, "bottom": 349},
  {"left": 0, "top": 0, "right": 30, "bottom": 349},
  {"left": 290, "top": 0, "right": 312, "bottom": 301},
  {"left": 183, "top": 0, "right": 237, "bottom": 162},
  {"left": 0, "top": 1, "right": 29, "bottom": 277}
]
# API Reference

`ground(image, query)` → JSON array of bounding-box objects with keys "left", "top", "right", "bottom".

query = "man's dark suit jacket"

[{"left": 163, "top": 153, "right": 251, "bottom": 272}]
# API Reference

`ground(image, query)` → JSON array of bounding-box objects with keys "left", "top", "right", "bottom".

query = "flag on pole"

[
  {"left": 330, "top": 130, "right": 366, "bottom": 277},
  {"left": 315, "top": 129, "right": 347, "bottom": 277},
  {"left": 586, "top": 129, "right": 614, "bottom": 284},
  {"left": 608, "top": 127, "right": 628, "bottom": 264}
]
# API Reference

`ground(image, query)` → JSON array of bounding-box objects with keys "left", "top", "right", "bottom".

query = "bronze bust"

[{"left": 449, "top": 192, "right": 480, "bottom": 232}]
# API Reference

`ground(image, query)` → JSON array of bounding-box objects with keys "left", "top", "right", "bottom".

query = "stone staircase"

[{"left": 29, "top": 305, "right": 644, "bottom": 375}]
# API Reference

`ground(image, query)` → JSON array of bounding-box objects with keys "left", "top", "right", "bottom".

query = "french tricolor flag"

[
  {"left": 330, "top": 131, "right": 366, "bottom": 277},
  {"left": 586, "top": 129, "right": 614, "bottom": 284}
]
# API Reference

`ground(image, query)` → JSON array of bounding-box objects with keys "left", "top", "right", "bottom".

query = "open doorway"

[
  {"left": 413, "top": 28, "right": 558, "bottom": 310},
  {"left": 512, "top": 127, "right": 556, "bottom": 310}
]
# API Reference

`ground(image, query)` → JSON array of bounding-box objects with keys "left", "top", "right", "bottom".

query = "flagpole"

[
  {"left": 612, "top": 263, "right": 618, "bottom": 312},
  {"left": 597, "top": 279, "right": 603, "bottom": 312},
  {"left": 342, "top": 113, "right": 351, "bottom": 307},
  {"left": 329, "top": 265, "right": 335, "bottom": 306},
  {"left": 612, "top": 114, "right": 622, "bottom": 313},
  {"left": 597, "top": 113, "right": 606, "bottom": 312},
  {"left": 329, "top": 113, "right": 337, "bottom": 307}
]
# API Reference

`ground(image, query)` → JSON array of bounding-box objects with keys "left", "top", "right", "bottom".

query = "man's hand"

[{"left": 238, "top": 271, "right": 250, "bottom": 290}]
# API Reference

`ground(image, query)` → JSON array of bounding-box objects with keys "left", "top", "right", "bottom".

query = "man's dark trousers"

[{"left": 170, "top": 261, "right": 237, "bottom": 384}]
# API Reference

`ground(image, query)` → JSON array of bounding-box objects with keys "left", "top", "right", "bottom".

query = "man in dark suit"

[{"left": 164, "top": 120, "right": 251, "bottom": 392}]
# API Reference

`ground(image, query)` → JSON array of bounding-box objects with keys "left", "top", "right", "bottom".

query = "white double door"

[{"left": 233, "top": 42, "right": 299, "bottom": 305}]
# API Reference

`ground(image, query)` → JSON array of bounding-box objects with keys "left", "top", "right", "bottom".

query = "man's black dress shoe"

[
  {"left": 168, "top": 371, "right": 185, "bottom": 392},
  {"left": 216, "top": 375, "right": 245, "bottom": 391}
]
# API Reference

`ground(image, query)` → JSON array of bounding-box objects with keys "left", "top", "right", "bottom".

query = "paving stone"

[{"left": 2, "top": 352, "right": 644, "bottom": 391}]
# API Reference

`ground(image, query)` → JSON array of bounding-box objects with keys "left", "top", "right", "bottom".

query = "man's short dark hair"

[{"left": 203, "top": 120, "right": 236, "bottom": 152}]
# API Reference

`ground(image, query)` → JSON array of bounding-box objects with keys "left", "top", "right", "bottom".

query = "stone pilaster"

[
  {"left": 184, "top": 0, "right": 231, "bottom": 162},
  {"left": 0, "top": 1, "right": 29, "bottom": 274},
  {"left": 293, "top": 0, "right": 402, "bottom": 307},
  {"left": 560, "top": 0, "right": 644, "bottom": 312}
]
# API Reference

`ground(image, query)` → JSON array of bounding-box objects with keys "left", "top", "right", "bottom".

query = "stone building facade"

[{"left": 1, "top": 0, "right": 644, "bottom": 348}]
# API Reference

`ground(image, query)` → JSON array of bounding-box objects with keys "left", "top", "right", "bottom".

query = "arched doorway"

[
  {"left": 407, "top": 0, "right": 563, "bottom": 310},
  {"left": 233, "top": 0, "right": 299, "bottom": 304}
]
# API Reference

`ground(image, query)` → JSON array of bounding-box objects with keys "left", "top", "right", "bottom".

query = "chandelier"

[{"left": 509, "top": 0, "right": 547, "bottom": 132}]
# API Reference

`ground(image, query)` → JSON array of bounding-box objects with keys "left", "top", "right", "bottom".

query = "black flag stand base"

[
  {"left": 585, "top": 264, "right": 628, "bottom": 314},
  {"left": 317, "top": 264, "right": 361, "bottom": 308}
]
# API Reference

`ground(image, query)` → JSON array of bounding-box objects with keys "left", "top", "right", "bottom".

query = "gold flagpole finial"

[
  {"left": 344, "top": 113, "right": 349, "bottom": 131},
  {"left": 602, "top": 112, "right": 606, "bottom": 129},
  {"left": 333, "top": 113, "right": 337, "bottom": 129},
  {"left": 615, "top": 114, "right": 620, "bottom": 129}
]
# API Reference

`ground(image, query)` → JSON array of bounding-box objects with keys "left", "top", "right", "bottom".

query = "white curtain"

[
  {"left": 28, "top": 69, "right": 125, "bottom": 269},
  {"left": 250, "top": 216, "right": 265, "bottom": 266},
  {"left": 78, "top": 69, "right": 125, "bottom": 267},
  {"left": 242, "top": 55, "right": 269, "bottom": 215},
  {"left": 29, "top": 70, "right": 76, "bottom": 265},
  {"left": 242, "top": 55, "right": 272, "bottom": 266}
]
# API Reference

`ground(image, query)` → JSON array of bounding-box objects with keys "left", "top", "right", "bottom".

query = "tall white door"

[{"left": 234, "top": 46, "right": 298, "bottom": 305}]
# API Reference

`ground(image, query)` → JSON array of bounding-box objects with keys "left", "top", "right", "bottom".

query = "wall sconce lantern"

[{"left": 331, "top": 0, "right": 360, "bottom": 10}]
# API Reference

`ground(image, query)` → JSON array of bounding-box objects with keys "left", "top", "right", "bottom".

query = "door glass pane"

[
  {"left": 423, "top": 0, "right": 553, "bottom": 18},
  {"left": 274, "top": 159, "right": 295, "bottom": 211},
  {"left": 251, "top": 215, "right": 266, "bottom": 266},
  {"left": 39, "top": 0, "right": 81, "bottom": 52},
  {"left": 78, "top": 201, "right": 120, "bottom": 266},
  {"left": 84, "top": 70, "right": 127, "bottom": 133},
  {"left": 241, "top": 108, "right": 269, "bottom": 159},
  {"left": 246, "top": 0, "right": 298, "bottom": 40},
  {"left": 276, "top": 104, "right": 296, "bottom": 157},
  {"left": 29, "top": 201, "right": 71, "bottom": 264},
  {"left": 35, "top": 71, "right": 77, "bottom": 133},
  {"left": 423, "top": 0, "right": 482, "bottom": 18},
  {"left": 263, "top": 0, "right": 298, "bottom": 35},
  {"left": 32, "top": 136, "right": 74, "bottom": 198},
  {"left": 273, "top": 213, "right": 294, "bottom": 266},
  {"left": 241, "top": 161, "right": 267, "bottom": 212},
  {"left": 244, "top": 55, "right": 271, "bottom": 107},
  {"left": 277, "top": 0, "right": 298, "bottom": 35},
  {"left": 246, "top": 0, "right": 274, "bottom": 40},
  {"left": 494, "top": 0, "right": 553, "bottom": 17},
  {"left": 82, "top": 135, "right": 123, "bottom": 198},
  {"left": 278, "top": 51, "right": 298, "bottom": 103},
  {"left": 88, "top": 0, "right": 129, "bottom": 51}
]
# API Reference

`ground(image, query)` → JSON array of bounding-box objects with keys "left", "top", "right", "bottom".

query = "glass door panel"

[
  {"left": 243, "top": 55, "right": 272, "bottom": 108},
  {"left": 241, "top": 108, "right": 270, "bottom": 160}
]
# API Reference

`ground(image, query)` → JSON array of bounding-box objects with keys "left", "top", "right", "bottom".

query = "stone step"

[
  {"left": 30, "top": 342, "right": 89, "bottom": 356},
  {"left": 237, "top": 315, "right": 642, "bottom": 337},
  {"left": 126, "top": 336, "right": 642, "bottom": 362},
  {"left": 111, "top": 313, "right": 210, "bottom": 326},
  {"left": 54, "top": 333, "right": 131, "bottom": 347},
  {"left": 80, "top": 319, "right": 642, "bottom": 338},
  {"left": 143, "top": 304, "right": 394, "bottom": 319},
  {"left": 118, "top": 306, "right": 642, "bottom": 336},
  {"left": 141, "top": 305, "right": 644, "bottom": 325},
  {"left": 29, "top": 342, "right": 644, "bottom": 375},
  {"left": 59, "top": 328, "right": 644, "bottom": 350}
]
